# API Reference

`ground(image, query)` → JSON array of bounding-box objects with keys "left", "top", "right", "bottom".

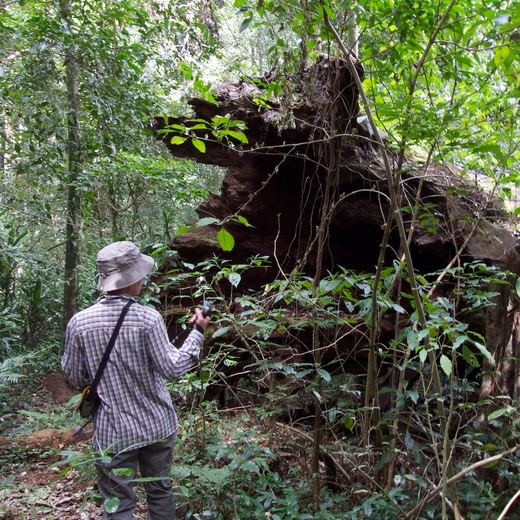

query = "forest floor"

[
  {"left": 0, "top": 368, "right": 319, "bottom": 520},
  {"left": 0, "top": 372, "right": 150, "bottom": 519}
]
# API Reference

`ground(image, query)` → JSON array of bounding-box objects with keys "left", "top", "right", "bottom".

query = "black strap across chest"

[{"left": 90, "top": 299, "right": 134, "bottom": 392}]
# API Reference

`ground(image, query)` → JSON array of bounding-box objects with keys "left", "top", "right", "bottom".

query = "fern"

[
  {"left": 171, "top": 463, "right": 233, "bottom": 488},
  {"left": 0, "top": 355, "right": 30, "bottom": 384}
]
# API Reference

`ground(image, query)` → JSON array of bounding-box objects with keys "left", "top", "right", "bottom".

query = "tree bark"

[{"left": 60, "top": 0, "right": 82, "bottom": 328}]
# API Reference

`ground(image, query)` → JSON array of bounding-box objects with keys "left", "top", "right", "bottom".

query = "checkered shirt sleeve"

[{"left": 61, "top": 297, "right": 203, "bottom": 452}]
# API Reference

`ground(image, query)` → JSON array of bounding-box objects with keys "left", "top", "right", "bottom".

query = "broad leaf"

[
  {"left": 217, "top": 227, "right": 235, "bottom": 252},
  {"left": 170, "top": 136, "right": 187, "bottom": 145},
  {"left": 440, "top": 354, "right": 453, "bottom": 377},
  {"left": 191, "top": 138, "right": 206, "bottom": 153},
  {"left": 228, "top": 271, "right": 241, "bottom": 287},
  {"left": 196, "top": 217, "right": 219, "bottom": 227}
]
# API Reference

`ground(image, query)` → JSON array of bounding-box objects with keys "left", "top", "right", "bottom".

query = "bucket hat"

[{"left": 96, "top": 241, "right": 154, "bottom": 293}]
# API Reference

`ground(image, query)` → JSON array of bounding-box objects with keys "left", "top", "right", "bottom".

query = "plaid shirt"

[{"left": 62, "top": 295, "right": 202, "bottom": 453}]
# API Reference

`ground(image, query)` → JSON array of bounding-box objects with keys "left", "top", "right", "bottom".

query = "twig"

[
  {"left": 404, "top": 444, "right": 520, "bottom": 519},
  {"left": 275, "top": 421, "right": 408, "bottom": 518},
  {"left": 497, "top": 488, "right": 520, "bottom": 520}
]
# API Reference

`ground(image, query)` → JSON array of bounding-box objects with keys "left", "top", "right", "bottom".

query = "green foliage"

[
  {"left": 160, "top": 256, "right": 519, "bottom": 518},
  {"left": 51, "top": 444, "right": 103, "bottom": 490},
  {"left": 0, "top": 355, "right": 28, "bottom": 384},
  {"left": 0, "top": 341, "right": 62, "bottom": 417},
  {"left": 161, "top": 115, "right": 249, "bottom": 152},
  {"left": 0, "top": 0, "right": 226, "bottom": 345},
  {"left": 1, "top": 0, "right": 520, "bottom": 518},
  {"left": 174, "top": 413, "right": 325, "bottom": 519}
]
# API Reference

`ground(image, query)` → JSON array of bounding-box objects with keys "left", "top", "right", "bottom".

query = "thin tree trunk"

[
  {"left": 61, "top": 0, "right": 82, "bottom": 328},
  {"left": 0, "top": 114, "right": 6, "bottom": 178},
  {"left": 346, "top": 6, "right": 358, "bottom": 57}
]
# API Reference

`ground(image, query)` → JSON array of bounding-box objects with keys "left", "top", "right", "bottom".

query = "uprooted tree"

[{"left": 152, "top": 54, "right": 520, "bottom": 512}]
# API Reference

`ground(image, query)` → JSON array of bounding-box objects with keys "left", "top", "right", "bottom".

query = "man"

[{"left": 62, "top": 241, "right": 210, "bottom": 519}]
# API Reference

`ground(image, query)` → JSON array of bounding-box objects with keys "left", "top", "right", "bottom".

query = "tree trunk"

[
  {"left": 0, "top": 114, "right": 6, "bottom": 178},
  {"left": 346, "top": 6, "right": 358, "bottom": 57},
  {"left": 61, "top": 0, "right": 82, "bottom": 328},
  {"left": 482, "top": 278, "right": 519, "bottom": 407}
]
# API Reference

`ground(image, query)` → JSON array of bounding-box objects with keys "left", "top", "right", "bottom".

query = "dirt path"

[
  {"left": 0, "top": 460, "right": 103, "bottom": 519},
  {"left": 0, "top": 373, "right": 146, "bottom": 519}
]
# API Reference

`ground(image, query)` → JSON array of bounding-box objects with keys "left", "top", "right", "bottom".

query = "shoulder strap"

[{"left": 90, "top": 299, "right": 134, "bottom": 392}]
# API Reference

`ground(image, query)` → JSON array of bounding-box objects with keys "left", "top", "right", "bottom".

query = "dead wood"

[{"left": 151, "top": 55, "right": 520, "bottom": 406}]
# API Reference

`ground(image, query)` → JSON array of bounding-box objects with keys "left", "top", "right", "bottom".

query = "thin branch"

[
  {"left": 497, "top": 487, "right": 520, "bottom": 520},
  {"left": 323, "top": 4, "right": 448, "bottom": 429},
  {"left": 405, "top": 444, "right": 520, "bottom": 519},
  {"left": 275, "top": 421, "right": 408, "bottom": 517}
]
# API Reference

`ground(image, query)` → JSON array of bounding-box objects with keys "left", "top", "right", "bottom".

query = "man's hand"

[{"left": 190, "top": 306, "right": 211, "bottom": 333}]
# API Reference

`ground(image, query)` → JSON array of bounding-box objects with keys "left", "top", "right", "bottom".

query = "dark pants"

[{"left": 96, "top": 434, "right": 176, "bottom": 520}]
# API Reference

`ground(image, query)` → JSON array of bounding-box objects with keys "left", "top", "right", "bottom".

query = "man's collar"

[{"left": 97, "top": 294, "right": 136, "bottom": 303}]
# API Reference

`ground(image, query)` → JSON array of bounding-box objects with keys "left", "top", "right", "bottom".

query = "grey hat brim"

[{"left": 97, "top": 253, "right": 154, "bottom": 293}]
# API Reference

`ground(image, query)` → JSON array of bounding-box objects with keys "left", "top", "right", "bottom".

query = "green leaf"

[
  {"left": 407, "top": 328, "right": 430, "bottom": 350},
  {"left": 212, "top": 115, "right": 231, "bottom": 126},
  {"left": 440, "top": 354, "right": 453, "bottom": 377},
  {"left": 239, "top": 17, "right": 253, "bottom": 33},
  {"left": 165, "top": 124, "right": 186, "bottom": 132},
  {"left": 406, "top": 390, "right": 419, "bottom": 404},
  {"left": 104, "top": 497, "right": 120, "bottom": 513},
  {"left": 494, "top": 45, "right": 510, "bottom": 67},
  {"left": 470, "top": 340, "right": 495, "bottom": 364},
  {"left": 462, "top": 345, "right": 480, "bottom": 367},
  {"left": 390, "top": 303, "right": 407, "bottom": 314},
  {"left": 212, "top": 326, "right": 231, "bottom": 338},
  {"left": 170, "top": 136, "right": 187, "bottom": 145},
  {"left": 307, "top": 39, "right": 317, "bottom": 54},
  {"left": 488, "top": 407, "right": 513, "bottom": 420},
  {"left": 474, "top": 142, "right": 501, "bottom": 154},
  {"left": 176, "top": 225, "right": 191, "bottom": 235},
  {"left": 217, "top": 227, "right": 235, "bottom": 252},
  {"left": 342, "top": 416, "right": 356, "bottom": 431},
  {"left": 316, "top": 368, "right": 331, "bottom": 382},
  {"left": 179, "top": 62, "right": 193, "bottom": 80},
  {"left": 227, "top": 130, "right": 249, "bottom": 144},
  {"left": 236, "top": 214, "right": 251, "bottom": 227},
  {"left": 112, "top": 467, "right": 134, "bottom": 477},
  {"left": 191, "top": 138, "right": 206, "bottom": 153},
  {"left": 240, "top": 460, "right": 260, "bottom": 474}
]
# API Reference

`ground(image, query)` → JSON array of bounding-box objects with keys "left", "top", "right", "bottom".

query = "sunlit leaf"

[
  {"left": 227, "top": 130, "right": 248, "bottom": 143},
  {"left": 170, "top": 136, "right": 187, "bottom": 145},
  {"left": 191, "top": 138, "right": 206, "bottom": 153},
  {"left": 217, "top": 227, "right": 235, "bottom": 251},
  {"left": 236, "top": 215, "right": 251, "bottom": 227},
  {"left": 176, "top": 225, "right": 191, "bottom": 235},
  {"left": 494, "top": 45, "right": 511, "bottom": 67}
]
